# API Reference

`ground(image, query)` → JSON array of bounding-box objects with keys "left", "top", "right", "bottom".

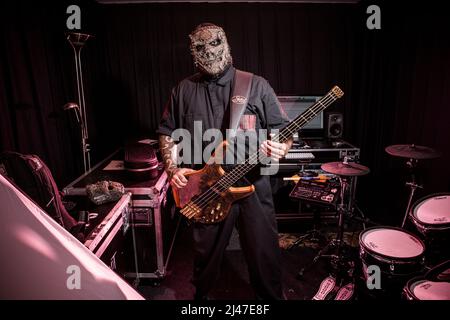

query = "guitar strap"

[{"left": 228, "top": 69, "right": 253, "bottom": 138}]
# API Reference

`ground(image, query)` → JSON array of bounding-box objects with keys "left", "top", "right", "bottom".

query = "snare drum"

[
  {"left": 403, "top": 278, "right": 450, "bottom": 300},
  {"left": 409, "top": 193, "right": 450, "bottom": 236},
  {"left": 359, "top": 227, "right": 426, "bottom": 292}
]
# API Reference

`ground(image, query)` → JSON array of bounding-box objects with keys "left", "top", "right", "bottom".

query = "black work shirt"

[{"left": 157, "top": 65, "right": 289, "bottom": 168}]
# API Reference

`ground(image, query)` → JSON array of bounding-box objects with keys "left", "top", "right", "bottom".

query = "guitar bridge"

[{"left": 180, "top": 202, "right": 201, "bottom": 219}]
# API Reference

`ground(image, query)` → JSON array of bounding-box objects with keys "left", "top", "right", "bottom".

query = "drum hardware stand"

[
  {"left": 288, "top": 206, "right": 328, "bottom": 250},
  {"left": 385, "top": 145, "right": 441, "bottom": 228},
  {"left": 347, "top": 205, "right": 379, "bottom": 228},
  {"left": 346, "top": 180, "right": 378, "bottom": 228},
  {"left": 344, "top": 167, "right": 379, "bottom": 229},
  {"left": 297, "top": 176, "right": 354, "bottom": 279},
  {"left": 297, "top": 158, "right": 370, "bottom": 284},
  {"left": 402, "top": 158, "right": 423, "bottom": 228},
  {"left": 339, "top": 157, "right": 371, "bottom": 229},
  {"left": 346, "top": 176, "right": 366, "bottom": 229}
]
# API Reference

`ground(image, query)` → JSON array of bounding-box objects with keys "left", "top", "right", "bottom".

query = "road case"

[
  {"left": 63, "top": 149, "right": 179, "bottom": 284},
  {"left": 64, "top": 193, "right": 135, "bottom": 277}
]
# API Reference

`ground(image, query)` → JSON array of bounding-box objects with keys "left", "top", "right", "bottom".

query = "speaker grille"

[{"left": 326, "top": 112, "right": 343, "bottom": 139}]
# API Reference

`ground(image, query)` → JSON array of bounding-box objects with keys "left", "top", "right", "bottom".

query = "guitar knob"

[
  {"left": 216, "top": 203, "right": 221, "bottom": 210},
  {"left": 210, "top": 209, "right": 215, "bottom": 215}
]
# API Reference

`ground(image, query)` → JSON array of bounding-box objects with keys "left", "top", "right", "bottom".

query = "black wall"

[{"left": 1, "top": 0, "right": 449, "bottom": 224}]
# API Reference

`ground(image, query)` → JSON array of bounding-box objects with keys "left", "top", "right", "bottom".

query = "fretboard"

[{"left": 214, "top": 86, "right": 344, "bottom": 191}]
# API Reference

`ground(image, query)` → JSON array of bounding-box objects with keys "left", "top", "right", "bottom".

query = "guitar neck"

[
  {"left": 276, "top": 88, "right": 342, "bottom": 143},
  {"left": 215, "top": 86, "right": 344, "bottom": 190}
]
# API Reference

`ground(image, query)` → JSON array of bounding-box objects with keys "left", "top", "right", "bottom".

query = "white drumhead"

[
  {"left": 413, "top": 195, "right": 450, "bottom": 225},
  {"left": 361, "top": 228, "right": 424, "bottom": 258},
  {"left": 411, "top": 280, "right": 450, "bottom": 300}
]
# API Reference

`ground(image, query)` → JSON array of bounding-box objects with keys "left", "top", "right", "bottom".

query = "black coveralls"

[{"left": 158, "top": 66, "right": 289, "bottom": 299}]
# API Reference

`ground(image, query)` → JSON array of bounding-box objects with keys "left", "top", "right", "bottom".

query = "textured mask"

[{"left": 189, "top": 24, "right": 232, "bottom": 77}]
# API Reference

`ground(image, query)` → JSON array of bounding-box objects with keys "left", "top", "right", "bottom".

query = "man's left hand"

[{"left": 260, "top": 139, "right": 293, "bottom": 160}]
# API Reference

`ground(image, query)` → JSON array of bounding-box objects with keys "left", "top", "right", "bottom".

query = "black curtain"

[
  {"left": 350, "top": 2, "right": 450, "bottom": 224},
  {"left": 0, "top": 1, "right": 82, "bottom": 182},
  {"left": 1, "top": 1, "right": 449, "bottom": 224}
]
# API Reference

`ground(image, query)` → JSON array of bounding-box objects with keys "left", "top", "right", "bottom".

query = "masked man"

[{"left": 157, "top": 23, "right": 292, "bottom": 300}]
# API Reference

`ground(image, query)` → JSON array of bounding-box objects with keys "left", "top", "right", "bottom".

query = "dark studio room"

[{"left": 0, "top": 0, "right": 449, "bottom": 309}]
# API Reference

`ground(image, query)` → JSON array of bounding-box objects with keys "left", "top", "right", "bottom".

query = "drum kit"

[{"left": 304, "top": 144, "right": 449, "bottom": 300}]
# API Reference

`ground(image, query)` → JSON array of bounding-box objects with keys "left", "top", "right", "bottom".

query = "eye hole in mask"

[
  {"left": 209, "top": 38, "right": 221, "bottom": 46},
  {"left": 195, "top": 44, "right": 205, "bottom": 51}
]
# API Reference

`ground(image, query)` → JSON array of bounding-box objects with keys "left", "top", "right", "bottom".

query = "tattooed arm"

[
  {"left": 159, "top": 134, "right": 177, "bottom": 178},
  {"left": 159, "top": 134, "right": 194, "bottom": 189}
]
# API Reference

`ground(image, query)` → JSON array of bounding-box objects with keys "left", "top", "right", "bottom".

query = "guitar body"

[{"left": 173, "top": 141, "right": 255, "bottom": 223}]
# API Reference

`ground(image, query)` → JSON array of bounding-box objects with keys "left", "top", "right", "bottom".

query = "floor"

[{"left": 136, "top": 217, "right": 369, "bottom": 301}]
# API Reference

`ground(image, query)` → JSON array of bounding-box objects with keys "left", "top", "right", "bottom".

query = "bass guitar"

[{"left": 173, "top": 86, "right": 344, "bottom": 224}]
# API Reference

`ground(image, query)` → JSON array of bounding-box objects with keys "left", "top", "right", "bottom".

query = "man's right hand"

[{"left": 170, "top": 168, "right": 195, "bottom": 189}]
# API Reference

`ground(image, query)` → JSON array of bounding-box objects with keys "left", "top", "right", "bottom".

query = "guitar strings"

[
  {"left": 184, "top": 94, "right": 337, "bottom": 216},
  {"left": 184, "top": 93, "right": 337, "bottom": 215},
  {"left": 220, "top": 94, "right": 337, "bottom": 188},
  {"left": 210, "top": 94, "right": 336, "bottom": 190},
  {"left": 182, "top": 93, "right": 338, "bottom": 215}
]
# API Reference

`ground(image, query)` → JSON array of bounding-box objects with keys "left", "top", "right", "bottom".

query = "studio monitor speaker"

[{"left": 325, "top": 112, "right": 343, "bottom": 139}]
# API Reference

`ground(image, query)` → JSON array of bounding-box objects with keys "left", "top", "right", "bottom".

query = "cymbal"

[
  {"left": 385, "top": 144, "right": 441, "bottom": 160},
  {"left": 321, "top": 162, "right": 370, "bottom": 176}
]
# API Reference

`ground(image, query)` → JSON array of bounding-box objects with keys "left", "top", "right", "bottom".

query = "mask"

[{"left": 189, "top": 24, "right": 232, "bottom": 77}]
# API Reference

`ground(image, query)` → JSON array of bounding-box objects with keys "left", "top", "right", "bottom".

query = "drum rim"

[
  {"left": 359, "top": 226, "right": 425, "bottom": 260},
  {"left": 410, "top": 218, "right": 450, "bottom": 232},
  {"left": 404, "top": 276, "right": 427, "bottom": 300},
  {"left": 425, "top": 259, "right": 450, "bottom": 281},
  {"left": 404, "top": 277, "right": 450, "bottom": 300},
  {"left": 410, "top": 192, "right": 450, "bottom": 227}
]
